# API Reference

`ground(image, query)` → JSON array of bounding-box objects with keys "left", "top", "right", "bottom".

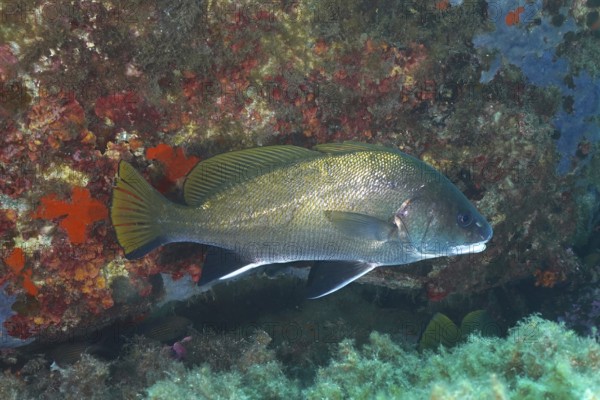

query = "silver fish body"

[{"left": 111, "top": 142, "right": 492, "bottom": 297}]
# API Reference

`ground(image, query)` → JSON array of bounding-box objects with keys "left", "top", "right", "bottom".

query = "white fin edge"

[
  {"left": 309, "top": 263, "right": 378, "bottom": 299},
  {"left": 218, "top": 261, "right": 269, "bottom": 280}
]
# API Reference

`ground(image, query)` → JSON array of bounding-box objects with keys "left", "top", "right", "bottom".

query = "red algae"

[
  {"left": 94, "top": 92, "right": 151, "bottom": 127},
  {"left": 436, "top": 0, "right": 451, "bottom": 11},
  {"left": 506, "top": 6, "right": 525, "bottom": 26},
  {"left": 426, "top": 283, "right": 449, "bottom": 302},
  {"left": 534, "top": 268, "right": 567, "bottom": 288},
  {"left": 146, "top": 143, "right": 200, "bottom": 186},
  {"left": 27, "top": 96, "right": 89, "bottom": 151},
  {"left": 93, "top": 91, "right": 163, "bottom": 147},
  {"left": 32, "top": 187, "right": 108, "bottom": 244},
  {"left": 4, "top": 248, "right": 38, "bottom": 296},
  {"left": 0, "top": 44, "right": 18, "bottom": 81},
  {"left": 5, "top": 247, "right": 25, "bottom": 275},
  {"left": 20, "top": 270, "right": 38, "bottom": 297}
]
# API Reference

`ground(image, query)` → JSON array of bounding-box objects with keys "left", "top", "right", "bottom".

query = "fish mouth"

[
  {"left": 475, "top": 220, "right": 493, "bottom": 242},
  {"left": 417, "top": 241, "right": 487, "bottom": 258},
  {"left": 449, "top": 241, "right": 487, "bottom": 255}
]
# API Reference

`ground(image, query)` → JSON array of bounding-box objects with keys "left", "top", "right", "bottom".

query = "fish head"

[{"left": 394, "top": 183, "right": 493, "bottom": 258}]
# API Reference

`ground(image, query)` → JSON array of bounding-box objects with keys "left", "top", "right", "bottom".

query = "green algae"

[{"left": 145, "top": 315, "right": 600, "bottom": 399}]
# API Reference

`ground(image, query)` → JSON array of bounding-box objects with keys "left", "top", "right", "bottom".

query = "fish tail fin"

[{"left": 110, "top": 161, "right": 172, "bottom": 259}]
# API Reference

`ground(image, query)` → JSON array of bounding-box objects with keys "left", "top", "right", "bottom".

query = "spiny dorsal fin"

[{"left": 183, "top": 145, "right": 319, "bottom": 206}]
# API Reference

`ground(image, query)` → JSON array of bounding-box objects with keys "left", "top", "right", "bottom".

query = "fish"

[
  {"left": 110, "top": 142, "right": 492, "bottom": 298},
  {"left": 47, "top": 341, "right": 108, "bottom": 368},
  {"left": 134, "top": 315, "right": 192, "bottom": 343},
  {"left": 418, "top": 310, "right": 498, "bottom": 351}
]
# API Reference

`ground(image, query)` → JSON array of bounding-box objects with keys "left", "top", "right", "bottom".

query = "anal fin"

[
  {"left": 198, "top": 248, "right": 262, "bottom": 286},
  {"left": 306, "top": 261, "right": 376, "bottom": 299}
]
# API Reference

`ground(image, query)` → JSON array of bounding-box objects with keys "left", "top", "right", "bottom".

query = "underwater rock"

[
  {"left": 145, "top": 315, "right": 600, "bottom": 399},
  {"left": 0, "top": 284, "right": 34, "bottom": 348}
]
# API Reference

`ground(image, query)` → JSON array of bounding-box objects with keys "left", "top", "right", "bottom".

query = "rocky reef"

[
  {"left": 146, "top": 316, "right": 600, "bottom": 399},
  {"left": 1, "top": 312, "right": 598, "bottom": 399},
  {"left": 0, "top": 0, "right": 599, "bottom": 397}
]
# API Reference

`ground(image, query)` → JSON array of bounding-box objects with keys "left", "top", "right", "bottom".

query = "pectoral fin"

[
  {"left": 306, "top": 261, "right": 376, "bottom": 299},
  {"left": 324, "top": 211, "right": 396, "bottom": 241}
]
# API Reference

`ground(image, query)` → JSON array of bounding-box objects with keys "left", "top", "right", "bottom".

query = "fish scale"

[{"left": 189, "top": 152, "right": 409, "bottom": 259}]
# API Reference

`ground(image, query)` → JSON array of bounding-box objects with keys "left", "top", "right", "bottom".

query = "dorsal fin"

[
  {"left": 314, "top": 141, "right": 401, "bottom": 154},
  {"left": 183, "top": 145, "right": 319, "bottom": 206}
]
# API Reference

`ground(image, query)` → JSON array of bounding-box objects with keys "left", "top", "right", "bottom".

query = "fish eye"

[{"left": 456, "top": 211, "right": 473, "bottom": 228}]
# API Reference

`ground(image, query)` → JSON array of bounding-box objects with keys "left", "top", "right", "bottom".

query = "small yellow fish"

[
  {"left": 111, "top": 142, "right": 492, "bottom": 298},
  {"left": 418, "top": 310, "right": 498, "bottom": 351}
]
